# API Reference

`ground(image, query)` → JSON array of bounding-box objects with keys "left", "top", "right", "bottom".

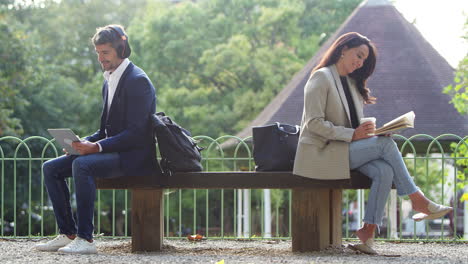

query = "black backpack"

[{"left": 152, "top": 112, "right": 203, "bottom": 176}]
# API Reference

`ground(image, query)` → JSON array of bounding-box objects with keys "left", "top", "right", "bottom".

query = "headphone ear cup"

[
  {"left": 120, "top": 35, "right": 126, "bottom": 58},
  {"left": 122, "top": 37, "right": 131, "bottom": 58},
  {"left": 108, "top": 25, "right": 129, "bottom": 59},
  {"left": 119, "top": 42, "right": 124, "bottom": 59}
]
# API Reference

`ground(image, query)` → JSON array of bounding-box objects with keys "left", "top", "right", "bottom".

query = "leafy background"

[{"left": 0, "top": 0, "right": 361, "bottom": 139}]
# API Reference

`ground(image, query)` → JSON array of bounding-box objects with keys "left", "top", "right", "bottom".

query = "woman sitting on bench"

[{"left": 293, "top": 32, "right": 452, "bottom": 254}]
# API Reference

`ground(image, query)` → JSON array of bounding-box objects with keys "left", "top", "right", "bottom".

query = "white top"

[{"left": 103, "top": 58, "right": 130, "bottom": 113}]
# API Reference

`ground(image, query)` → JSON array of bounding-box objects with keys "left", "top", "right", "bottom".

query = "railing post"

[{"left": 263, "top": 189, "right": 272, "bottom": 238}]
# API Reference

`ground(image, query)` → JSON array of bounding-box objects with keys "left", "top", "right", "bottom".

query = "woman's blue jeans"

[
  {"left": 349, "top": 136, "right": 418, "bottom": 226},
  {"left": 42, "top": 153, "right": 124, "bottom": 241}
]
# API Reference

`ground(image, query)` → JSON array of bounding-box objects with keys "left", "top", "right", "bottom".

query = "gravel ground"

[{"left": 1, "top": 238, "right": 467, "bottom": 264}]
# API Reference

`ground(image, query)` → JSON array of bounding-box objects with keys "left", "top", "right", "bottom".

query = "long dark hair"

[{"left": 312, "top": 32, "right": 377, "bottom": 104}]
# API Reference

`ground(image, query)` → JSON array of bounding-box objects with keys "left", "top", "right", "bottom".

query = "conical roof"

[{"left": 237, "top": 0, "right": 467, "bottom": 140}]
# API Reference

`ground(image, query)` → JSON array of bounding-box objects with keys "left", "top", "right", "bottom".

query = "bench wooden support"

[
  {"left": 97, "top": 171, "right": 373, "bottom": 252},
  {"left": 292, "top": 188, "right": 342, "bottom": 251},
  {"left": 131, "top": 188, "right": 164, "bottom": 252}
]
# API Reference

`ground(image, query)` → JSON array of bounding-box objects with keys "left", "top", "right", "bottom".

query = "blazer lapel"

[
  {"left": 329, "top": 65, "right": 351, "bottom": 123},
  {"left": 102, "top": 81, "right": 110, "bottom": 121}
]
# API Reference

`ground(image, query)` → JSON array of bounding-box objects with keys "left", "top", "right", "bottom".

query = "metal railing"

[{"left": 0, "top": 134, "right": 467, "bottom": 241}]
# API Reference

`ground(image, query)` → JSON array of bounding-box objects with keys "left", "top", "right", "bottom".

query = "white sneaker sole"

[
  {"left": 57, "top": 246, "right": 97, "bottom": 254},
  {"left": 58, "top": 249, "right": 97, "bottom": 254},
  {"left": 35, "top": 247, "right": 62, "bottom": 252}
]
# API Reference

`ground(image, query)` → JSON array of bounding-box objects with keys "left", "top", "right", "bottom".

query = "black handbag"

[{"left": 252, "top": 123, "right": 300, "bottom": 171}]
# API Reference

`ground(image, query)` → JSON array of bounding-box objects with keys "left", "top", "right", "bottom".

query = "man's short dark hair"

[{"left": 92, "top": 24, "right": 131, "bottom": 59}]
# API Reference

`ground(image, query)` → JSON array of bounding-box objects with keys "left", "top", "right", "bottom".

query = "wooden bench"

[{"left": 96, "top": 171, "right": 372, "bottom": 252}]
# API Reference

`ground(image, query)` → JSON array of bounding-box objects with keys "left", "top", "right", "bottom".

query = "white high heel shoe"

[{"left": 412, "top": 200, "right": 453, "bottom": 222}]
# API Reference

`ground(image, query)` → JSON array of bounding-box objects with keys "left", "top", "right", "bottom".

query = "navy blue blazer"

[{"left": 86, "top": 62, "right": 162, "bottom": 178}]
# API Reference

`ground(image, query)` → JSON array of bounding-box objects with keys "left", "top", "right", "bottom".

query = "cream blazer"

[{"left": 293, "top": 65, "right": 364, "bottom": 180}]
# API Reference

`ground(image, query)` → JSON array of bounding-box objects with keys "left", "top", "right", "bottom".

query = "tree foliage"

[
  {"left": 127, "top": 0, "right": 360, "bottom": 137},
  {"left": 442, "top": 18, "right": 467, "bottom": 195},
  {"left": 443, "top": 56, "right": 467, "bottom": 115},
  {"left": 0, "top": 7, "right": 28, "bottom": 135}
]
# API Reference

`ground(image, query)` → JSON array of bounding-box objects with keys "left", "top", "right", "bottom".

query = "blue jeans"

[
  {"left": 349, "top": 136, "right": 418, "bottom": 226},
  {"left": 42, "top": 153, "right": 124, "bottom": 240}
]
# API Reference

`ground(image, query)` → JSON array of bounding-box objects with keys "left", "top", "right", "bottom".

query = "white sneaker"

[
  {"left": 58, "top": 237, "right": 97, "bottom": 254},
  {"left": 35, "top": 234, "right": 73, "bottom": 252}
]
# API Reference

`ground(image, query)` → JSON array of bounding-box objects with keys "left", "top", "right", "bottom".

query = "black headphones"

[{"left": 108, "top": 25, "right": 131, "bottom": 59}]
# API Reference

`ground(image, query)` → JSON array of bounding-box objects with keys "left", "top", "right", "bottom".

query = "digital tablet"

[{"left": 47, "top": 128, "right": 81, "bottom": 155}]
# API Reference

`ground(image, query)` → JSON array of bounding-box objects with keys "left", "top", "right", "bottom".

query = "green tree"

[
  {"left": 0, "top": 5, "right": 29, "bottom": 135},
  {"left": 442, "top": 19, "right": 467, "bottom": 195},
  {"left": 298, "top": 0, "right": 361, "bottom": 37},
  {"left": 443, "top": 57, "right": 467, "bottom": 115},
  {"left": 443, "top": 53, "right": 467, "bottom": 190},
  {"left": 130, "top": 0, "right": 360, "bottom": 137}
]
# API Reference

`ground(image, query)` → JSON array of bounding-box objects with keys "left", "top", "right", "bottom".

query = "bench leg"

[
  {"left": 292, "top": 188, "right": 342, "bottom": 252},
  {"left": 131, "top": 188, "right": 163, "bottom": 252}
]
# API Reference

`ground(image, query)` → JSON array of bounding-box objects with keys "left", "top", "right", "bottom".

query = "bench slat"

[{"left": 96, "top": 170, "right": 372, "bottom": 190}]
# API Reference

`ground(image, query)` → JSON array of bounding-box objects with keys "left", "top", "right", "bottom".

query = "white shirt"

[
  {"left": 103, "top": 58, "right": 130, "bottom": 112},
  {"left": 97, "top": 58, "right": 130, "bottom": 152}
]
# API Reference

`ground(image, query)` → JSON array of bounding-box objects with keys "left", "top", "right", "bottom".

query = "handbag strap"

[{"left": 275, "top": 122, "right": 300, "bottom": 134}]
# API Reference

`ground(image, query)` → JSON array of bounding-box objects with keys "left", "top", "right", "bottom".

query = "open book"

[{"left": 374, "top": 111, "right": 415, "bottom": 135}]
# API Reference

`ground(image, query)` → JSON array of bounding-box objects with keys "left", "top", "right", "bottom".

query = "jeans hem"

[
  {"left": 77, "top": 234, "right": 93, "bottom": 241},
  {"left": 363, "top": 218, "right": 382, "bottom": 226},
  {"left": 397, "top": 186, "right": 420, "bottom": 197}
]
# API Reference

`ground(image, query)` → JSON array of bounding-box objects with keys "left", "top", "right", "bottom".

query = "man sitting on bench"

[{"left": 35, "top": 24, "right": 161, "bottom": 254}]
